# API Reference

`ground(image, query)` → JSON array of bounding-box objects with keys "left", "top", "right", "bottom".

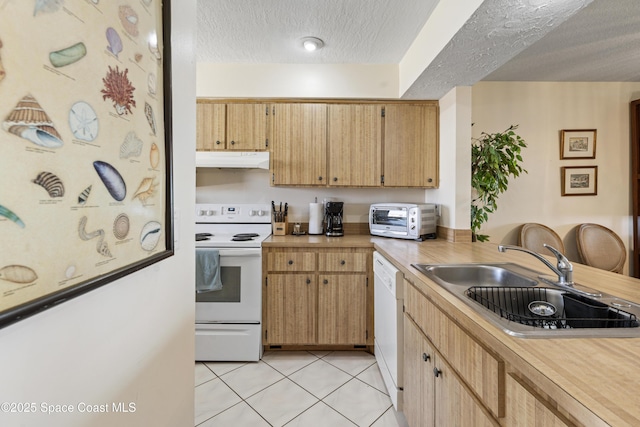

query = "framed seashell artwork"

[{"left": 0, "top": 1, "right": 173, "bottom": 328}]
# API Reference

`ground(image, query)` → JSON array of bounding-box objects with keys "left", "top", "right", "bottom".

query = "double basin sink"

[{"left": 411, "top": 262, "right": 640, "bottom": 338}]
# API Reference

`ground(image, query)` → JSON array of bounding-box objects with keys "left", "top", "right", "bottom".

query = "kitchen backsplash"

[{"left": 196, "top": 168, "right": 429, "bottom": 223}]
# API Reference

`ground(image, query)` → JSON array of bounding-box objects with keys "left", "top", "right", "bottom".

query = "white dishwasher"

[{"left": 373, "top": 251, "right": 404, "bottom": 411}]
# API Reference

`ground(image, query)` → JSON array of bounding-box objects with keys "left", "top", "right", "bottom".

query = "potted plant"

[{"left": 471, "top": 125, "right": 527, "bottom": 242}]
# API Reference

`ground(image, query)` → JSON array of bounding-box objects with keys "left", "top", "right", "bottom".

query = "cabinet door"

[
  {"left": 317, "top": 274, "right": 367, "bottom": 344},
  {"left": 383, "top": 104, "right": 438, "bottom": 187},
  {"left": 404, "top": 316, "right": 435, "bottom": 427},
  {"left": 265, "top": 274, "right": 317, "bottom": 345},
  {"left": 327, "top": 104, "right": 382, "bottom": 186},
  {"left": 434, "top": 354, "right": 499, "bottom": 427},
  {"left": 226, "top": 104, "right": 268, "bottom": 151},
  {"left": 505, "top": 374, "right": 573, "bottom": 427},
  {"left": 196, "top": 102, "right": 225, "bottom": 151},
  {"left": 271, "top": 103, "right": 327, "bottom": 186}
]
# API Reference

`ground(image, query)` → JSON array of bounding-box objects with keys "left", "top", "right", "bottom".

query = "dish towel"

[{"left": 196, "top": 248, "right": 223, "bottom": 293}]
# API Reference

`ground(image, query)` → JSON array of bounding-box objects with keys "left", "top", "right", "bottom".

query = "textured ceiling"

[
  {"left": 196, "top": 0, "right": 639, "bottom": 99},
  {"left": 196, "top": 0, "right": 440, "bottom": 64},
  {"left": 484, "top": 0, "right": 640, "bottom": 82}
]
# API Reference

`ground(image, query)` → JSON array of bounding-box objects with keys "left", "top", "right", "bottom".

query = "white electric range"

[{"left": 194, "top": 203, "right": 271, "bottom": 361}]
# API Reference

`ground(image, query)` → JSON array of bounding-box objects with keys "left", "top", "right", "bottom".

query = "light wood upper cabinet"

[
  {"left": 383, "top": 104, "right": 438, "bottom": 187},
  {"left": 226, "top": 104, "right": 268, "bottom": 150},
  {"left": 270, "top": 103, "right": 327, "bottom": 186},
  {"left": 196, "top": 101, "right": 268, "bottom": 151},
  {"left": 327, "top": 104, "right": 383, "bottom": 187},
  {"left": 196, "top": 102, "right": 225, "bottom": 151}
]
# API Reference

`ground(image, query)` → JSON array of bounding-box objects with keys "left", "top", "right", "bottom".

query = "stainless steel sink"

[
  {"left": 413, "top": 263, "right": 537, "bottom": 288},
  {"left": 411, "top": 262, "right": 640, "bottom": 338}
]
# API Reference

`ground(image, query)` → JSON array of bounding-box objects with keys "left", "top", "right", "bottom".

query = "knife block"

[{"left": 272, "top": 217, "right": 288, "bottom": 235}]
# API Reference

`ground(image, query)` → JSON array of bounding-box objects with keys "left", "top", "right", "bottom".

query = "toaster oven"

[{"left": 369, "top": 203, "right": 437, "bottom": 240}]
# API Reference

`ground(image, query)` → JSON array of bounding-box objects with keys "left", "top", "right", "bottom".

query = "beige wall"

[
  {"left": 472, "top": 81, "right": 640, "bottom": 273},
  {"left": 0, "top": 3, "right": 197, "bottom": 426}
]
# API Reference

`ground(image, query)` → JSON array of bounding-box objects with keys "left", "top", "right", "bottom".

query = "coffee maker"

[{"left": 324, "top": 201, "right": 344, "bottom": 237}]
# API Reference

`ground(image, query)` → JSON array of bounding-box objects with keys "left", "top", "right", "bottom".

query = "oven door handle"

[{"left": 217, "top": 248, "right": 262, "bottom": 257}]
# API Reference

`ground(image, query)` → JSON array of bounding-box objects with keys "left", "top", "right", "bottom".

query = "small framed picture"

[
  {"left": 560, "top": 129, "right": 597, "bottom": 159},
  {"left": 561, "top": 166, "right": 598, "bottom": 196}
]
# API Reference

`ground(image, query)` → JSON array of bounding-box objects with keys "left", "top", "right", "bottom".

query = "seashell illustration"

[
  {"left": 78, "top": 185, "right": 92, "bottom": 205},
  {"left": 101, "top": 65, "right": 136, "bottom": 115},
  {"left": 147, "top": 73, "right": 157, "bottom": 96},
  {"left": 49, "top": 42, "right": 86, "bottom": 68},
  {"left": 132, "top": 177, "right": 158, "bottom": 204},
  {"left": 143, "top": 0, "right": 152, "bottom": 5},
  {"left": 106, "top": 27, "right": 122, "bottom": 58},
  {"left": 0, "top": 204, "right": 25, "bottom": 228},
  {"left": 148, "top": 36, "right": 161, "bottom": 61},
  {"left": 144, "top": 102, "right": 156, "bottom": 135},
  {"left": 69, "top": 101, "right": 98, "bottom": 142},
  {"left": 0, "top": 265, "right": 38, "bottom": 284},
  {"left": 113, "top": 213, "right": 130, "bottom": 240},
  {"left": 32, "top": 171, "right": 64, "bottom": 198},
  {"left": 78, "top": 216, "right": 112, "bottom": 257},
  {"left": 140, "top": 221, "right": 161, "bottom": 251},
  {"left": 149, "top": 143, "right": 160, "bottom": 169},
  {"left": 119, "top": 131, "right": 143, "bottom": 159},
  {"left": 65, "top": 265, "right": 76, "bottom": 279},
  {"left": 134, "top": 53, "right": 142, "bottom": 62},
  {"left": 93, "top": 161, "right": 126, "bottom": 201},
  {"left": 119, "top": 5, "right": 139, "bottom": 37},
  {"left": 3, "top": 94, "right": 64, "bottom": 148},
  {"left": 34, "top": 0, "right": 63, "bottom": 16}
]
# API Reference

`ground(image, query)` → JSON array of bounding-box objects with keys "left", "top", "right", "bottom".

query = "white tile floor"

[{"left": 195, "top": 350, "right": 409, "bottom": 427}]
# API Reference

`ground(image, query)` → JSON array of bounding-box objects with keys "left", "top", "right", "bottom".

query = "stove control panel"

[{"left": 196, "top": 204, "right": 272, "bottom": 224}]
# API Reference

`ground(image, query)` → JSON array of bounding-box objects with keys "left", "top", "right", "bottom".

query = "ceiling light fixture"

[{"left": 301, "top": 37, "right": 324, "bottom": 52}]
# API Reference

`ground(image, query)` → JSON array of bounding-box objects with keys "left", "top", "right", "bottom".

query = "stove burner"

[
  {"left": 232, "top": 235, "right": 255, "bottom": 241},
  {"left": 233, "top": 233, "right": 260, "bottom": 240}
]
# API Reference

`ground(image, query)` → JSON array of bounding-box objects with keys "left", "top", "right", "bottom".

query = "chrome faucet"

[{"left": 498, "top": 244, "right": 574, "bottom": 286}]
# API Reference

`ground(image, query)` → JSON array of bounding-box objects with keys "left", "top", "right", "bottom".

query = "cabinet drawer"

[
  {"left": 405, "top": 280, "right": 505, "bottom": 419},
  {"left": 318, "top": 252, "right": 367, "bottom": 272},
  {"left": 267, "top": 252, "right": 316, "bottom": 272}
]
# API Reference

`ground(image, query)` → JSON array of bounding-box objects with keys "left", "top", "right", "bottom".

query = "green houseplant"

[{"left": 471, "top": 125, "right": 527, "bottom": 242}]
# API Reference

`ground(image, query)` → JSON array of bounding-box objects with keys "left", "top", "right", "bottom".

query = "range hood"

[{"left": 195, "top": 151, "right": 270, "bottom": 169}]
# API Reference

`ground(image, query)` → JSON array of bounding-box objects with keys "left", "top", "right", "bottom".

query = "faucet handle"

[
  {"left": 543, "top": 244, "right": 573, "bottom": 284},
  {"left": 542, "top": 244, "right": 571, "bottom": 265}
]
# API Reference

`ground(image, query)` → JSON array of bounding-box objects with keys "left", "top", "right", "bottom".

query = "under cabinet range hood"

[{"left": 195, "top": 151, "right": 270, "bottom": 169}]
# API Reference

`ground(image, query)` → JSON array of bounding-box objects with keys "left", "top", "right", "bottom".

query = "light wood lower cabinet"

[
  {"left": 404, "top": 279, "right": 584, "bottom": 427},
  {"left": 263, "top": 247, "right": 372, "bottom": 347},
  {"left": 505, "top": 374, "right": 573, "bottom": 427},
  {"left": 318, "top": 274, "right": 367, "bottom": 344},
  {"left": 265, "top": 274, "right": 317, "bottom": 345},
  {"left": 404, "top": 315, "right": 499, "bottom": 427}
]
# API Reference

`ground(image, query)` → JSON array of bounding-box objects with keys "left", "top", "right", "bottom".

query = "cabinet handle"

[
  {"left": 422, "top": 353, "right": 430, "bottom": 362},
  {"left": 427, "top": 178, "right": 433, "bottom": 183},
  {"left": 288, "top": 260, "right": 294, "bottom": 265},
  {"left": 433, "top": 367, "right": 441, "bottom": 378},
  {"left": 318, "top": 176, "right": 323, "bottom": 181},
  {"left": 215, "top": 140, "right": 221, "bottom": 145},
  {"left": 306, "top": 278, "right": 311, "bottom": 284},
  {"left": 333, "top": 177, "right": 338, "bottom": 182},
  {"left": 323, "top": 279, "right": 328, "bottom": 285},
  {"left": 230, "top": 140, "right": 236, "bottom": 145},
  {"left": 340, "top": 260, "right": 346, "bottom": 265}
]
